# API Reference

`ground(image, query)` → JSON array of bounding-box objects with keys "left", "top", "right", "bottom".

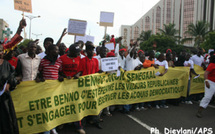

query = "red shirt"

[
  {"left": 81, "top": 51, "right": 86, "bottom": 57},
  {"left": 39, "top": 58, "right": 62, "bottom": 80},
  {"left": 8, "top": 57, "right": 18, "bottom": 69},
  {"left": 59, "top": 54, "right": 81, "bottom": 77},
  {"left": 206, "top": 63, "right": 215, "bottom": 82},
  {"left": 110, "top": 38, "right": 116, "bottom": 46},
  {"left": 81, "top": 50, "right": 96, "bottom": 57},
  {"left": 78, "top": 57, "right": 99, "bottom": 76}
]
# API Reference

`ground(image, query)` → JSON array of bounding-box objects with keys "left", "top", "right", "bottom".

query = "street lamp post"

[
  {"left": 32, "top": 33, "right": 42, "bottom": 39},
  {"left": 25, "top": 15, "right": 40, "bottom": 39}
]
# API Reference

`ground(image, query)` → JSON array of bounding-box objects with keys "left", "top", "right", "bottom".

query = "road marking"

[
  {"left": 193, "top": 101, "right": 215, "bottom": 108},
  {"left": 208, "top": 104, "right": 215, "bottom": 108},
  {"left": 126, "top": 114, "right": 163, "bottom": 134}
]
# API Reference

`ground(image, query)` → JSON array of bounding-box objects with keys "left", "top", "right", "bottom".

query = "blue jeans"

[
  {"left": 185, "top": 80, "right": 191, "bottom": 101},
  {"left": 74, "top": 120, "right": 83, "bottom": 129},
  {"left": 155, "top": 100, "right": 166, "bottom": 106},
  {"left": 134, "top": 103, "right": 144, "bottom": 108},
  {"left": 123, "top": 105, "right": 131, "bottom": 112}
]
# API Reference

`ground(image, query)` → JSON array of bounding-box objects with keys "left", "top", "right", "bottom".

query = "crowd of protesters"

[{"left": 0, "top": 19, "right": 215, "bottom": 134}]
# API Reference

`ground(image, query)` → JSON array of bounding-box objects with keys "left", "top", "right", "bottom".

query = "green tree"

[
  {"left": 18, "top": 39, "right": 32, "bottom": 48},
  {"left": 140, "top": 34, "right": 183, "bottom": 54},
  {"left": 99, "top": 34, "right": 111, "bottom": 46},
  {"left": 185, "top": 21, "right": 210, "bottom": 47},
  {"left": 159, "top": 23, "right": 179, "bottom": 38},
  {"left": 200, "top": 31, "right": 215, "bottom": 52},
  {"left": 103, "top": 34, "right": 111, "bottom": 42},
  {"left": 137, "top": 30, "right": 152, "bottom": 43}
]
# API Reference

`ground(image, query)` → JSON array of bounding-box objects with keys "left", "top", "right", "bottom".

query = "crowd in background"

[{"left": 1, "top": 19, "right": 215, "bottom": 134}]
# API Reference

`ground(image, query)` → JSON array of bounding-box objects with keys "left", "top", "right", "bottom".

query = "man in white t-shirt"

[
  {"left": 125, "top": 45, "right": 142, "bottom": 71},
  {"left": 155, "top": 53, "right": 168, "bottom": 76},
  {"left": 127, "top": 39, "right": 135, "bottom": 52},
  {"left": 190, "top": 48, "right": 206, "bottom": 69},
  {"left": 154, "top": 53, "right": 169, "bottom": 109},
  {"left": 95, "top": 46, "right": 108, "bottom": 69},
  {"left": 118, "top": 48, "right": 126, "bottom": 70},
  {"left": 123, "top": 44, "right": 143, "bottom": 113}
]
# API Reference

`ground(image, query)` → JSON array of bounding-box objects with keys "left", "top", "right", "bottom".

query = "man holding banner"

[
  {"left": 76, "top": 41, "right": 102, "bottom": 129},
  {"left": 59, "top": 43, "right": 86, "bottom": 134},
  {"left": 36, "top": 44, "right": 63, "bottom": 134},
  {"left": 124, "top": 43, "right": 143, "bottom": 112}
]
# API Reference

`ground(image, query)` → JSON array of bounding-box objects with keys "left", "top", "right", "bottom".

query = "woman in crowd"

[
  {"left": 196, "top": 54, "right": 215, "bottom": 118},
  {"left": 118, "top": 48, "right": 126, "bottom": 70},
  {"left": 183, "top": 53, "right": 199, "bottom": 104},
  {"left": 138, "top": 50, "right": 145, "bottom": 63},
  {"left": 143, "top": 51, "right": 158, "bottom": 109},
  {"left": 166, "top": 53, "right": 175, "bottom": 67},
  {"left": 0, "top": 45, "right": 19, "bottom": 134},
  {"left": 155, "top": 53, "right": 169, "bottom": 109},
  {"left": 143, "top": 51, "right": 158, "bottom": 68}
]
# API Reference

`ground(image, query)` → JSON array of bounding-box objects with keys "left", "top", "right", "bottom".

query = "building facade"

[
  {"left": 120, "top": 0, "right": 215, "bottom": 47},
  {"left": 0, "top": 19, "right": 9, "bottom": 41}
]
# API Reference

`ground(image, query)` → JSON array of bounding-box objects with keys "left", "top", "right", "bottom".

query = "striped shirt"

[{"left": 39, "top": 58, "right": 62, "bottom": 80}]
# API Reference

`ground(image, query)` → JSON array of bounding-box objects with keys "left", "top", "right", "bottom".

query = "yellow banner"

[
  {"left": 11, "top": 67, "right": 191, "bottom": 134},
  {"left": 190, "top": 65, "right": 205, "bottom": 95}
]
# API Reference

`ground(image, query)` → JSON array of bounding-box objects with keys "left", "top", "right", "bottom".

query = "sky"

[{"left": 0, "top": 0, "right": 160, "bottom": 49}]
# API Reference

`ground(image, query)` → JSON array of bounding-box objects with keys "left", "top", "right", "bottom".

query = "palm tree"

[
  {"left": 137, "top": 30, "right": 152, "bottom": 43},
  {"left": 185, "top": 21, "right": 210, "bottom": 47},
  {"left": 103, "top": 34, "right": 111, "bottom": 42},
  {"left": 158, "top": 23, "right": 179, "bottom": 40}
]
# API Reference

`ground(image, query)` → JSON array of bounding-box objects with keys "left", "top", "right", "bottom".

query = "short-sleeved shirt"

[
  {"left": 143, "top": 59, "right": 155, "bottom": 68},
  {"left": 118, "top": 56, "right": 126, "bottom": 70},
  {"left": 38, "top": 51, "right": 46, "bottom": 59},
  {"left": 59, "top": 54, "right": 81, "bottom": 77},
  {"left": 94, "top": 55, "right": 102, "bottom": 69},
  {"left": 39, "top": 58, "right": 62, "bottom": 80},
  {"left": 190, "top": 55, "right": 204, "bottom": 66},
  {"left": 125, "top": 54, "right": 142, "bottom": 71},
  {"left": 184, "top": 60, "right": 194, "bottom": 69},
  {"left": 155, "top": 60, "right": 168, "bottom": 69},
  {"left": 18, "top": 53, "right": 41, "bottom": 81},
  {"left": 206, "top": 63, "right": 215, "bottom": 82},
  {"left": 78, "top": 57, "right": 99, "bottom": 76}
]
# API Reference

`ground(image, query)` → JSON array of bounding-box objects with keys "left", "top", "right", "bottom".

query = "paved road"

[{"left": 57, "top": 101, "right": 215, "bottom": 134}]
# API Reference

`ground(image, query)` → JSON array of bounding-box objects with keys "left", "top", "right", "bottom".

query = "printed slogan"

[{"left": 11, "top": 66, "right": 204, "bottom": 134}]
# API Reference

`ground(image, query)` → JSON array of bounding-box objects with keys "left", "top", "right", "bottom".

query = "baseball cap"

[
  {"left": 69, "top": 43, "right": 81, "bottom": 52},
  {"left": 86, "top": 41, "right": 95, "bottom": 50}
]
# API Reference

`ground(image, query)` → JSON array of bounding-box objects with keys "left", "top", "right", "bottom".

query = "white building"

[
  {"left": 120, "top": 0, "right": 215, "bottom": 47},
  {"left": 0, "top": 19, "right": 9, "bottom": 40}
]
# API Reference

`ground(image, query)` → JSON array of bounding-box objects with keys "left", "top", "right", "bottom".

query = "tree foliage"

[
  {"left": 185, "top": 21, "right": 210, "bottom": 47},
  {"left": 137, "top": 30, "right": 152, "bottom": 43},
  {"left": 140, "top": 34, "right": 183, "bottom": 54},
  {"left": 200, "top": 31, "right": 215, "bottom": 52},
  {"left": 17, "top": 39, "right": 32, "bottom": 48},
  {"left": 103, "top": 34, "right": 111, "bottom": 42},
  {"left": 158, "top": 23, "right": 179, "bottom": 37}
]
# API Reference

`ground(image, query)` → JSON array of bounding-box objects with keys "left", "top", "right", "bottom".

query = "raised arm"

[
  {"left": 3, "top": 19, "right": 26, "bottom": 51},
  {"left": 56, "top": 28, "right": 67, "bottom": 47}
]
